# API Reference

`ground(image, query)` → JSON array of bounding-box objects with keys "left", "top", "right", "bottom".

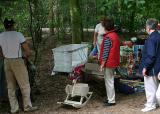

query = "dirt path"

[{"left": 1, "top": 36, "right": 160, "bottom": 114}]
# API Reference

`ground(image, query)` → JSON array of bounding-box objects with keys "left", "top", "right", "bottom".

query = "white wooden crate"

[{"left": 52, "top": 44, "right": 88, "bottom": 74}]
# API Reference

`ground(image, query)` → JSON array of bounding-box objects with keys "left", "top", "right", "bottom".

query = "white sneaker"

[{"left": 141, "top": 106, "right": 156, "bottom": 112}]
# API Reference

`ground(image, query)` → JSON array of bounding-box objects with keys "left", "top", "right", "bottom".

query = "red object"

[
  {"left": 68, "top": 65, "right": 84, "bottom": 80},
  {"left": 158, "top": 23, "right": 160, "bottom": 30},
  {"left": 122, "top": 41, "right": 133, "bottom": 48},
  {"left": 74, "top": 65, "right": 84, "bottom": 75},
  {"left": 99, "top": 30, "right": 120, "bottom": 68},
  {"left": 127, "top": 52, "right": 135, "bottom": 75}
]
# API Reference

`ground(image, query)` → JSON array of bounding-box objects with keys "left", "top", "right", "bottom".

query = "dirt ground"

[{"left": 1, "top": 35, "right": 160, "bottom": 114}]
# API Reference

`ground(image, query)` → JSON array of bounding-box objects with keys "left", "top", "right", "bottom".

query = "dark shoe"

[
  {"left": 104, "top": 102, "right": 116, "bottom": 106},
  {"left": 24, "top": 106, "right": 38, "bottom": 112},
  {"left": 103, "top": 100, "right": 108, "bottom": 104}
]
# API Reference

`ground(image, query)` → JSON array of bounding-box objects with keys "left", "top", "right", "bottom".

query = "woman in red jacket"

[{"left": 99, "top": 18, "right": 120, "bottom": 106}]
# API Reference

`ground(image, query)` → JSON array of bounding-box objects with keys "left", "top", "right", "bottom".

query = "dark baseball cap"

[{"left": 3, "top": 18, "right": 15, "bottom": 28}]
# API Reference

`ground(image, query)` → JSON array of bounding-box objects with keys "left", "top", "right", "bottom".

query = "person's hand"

[
  {"left": 93, "top": 41, "right": 96, "bottom": 47},
  {"left": 158, "top": 72, "right": 160, "bottom": 80},
  {"left": 24, "top": 50, "right": 33, "bottom": 58},
  {"left": 22, "top": 42, "right": 32, "bottom": 58},
  {"left": 99, "top": 65, "right": 104, "bottom": 72},
  {"left": 142, "top": 68, "right": 148, "bottom": 77}
]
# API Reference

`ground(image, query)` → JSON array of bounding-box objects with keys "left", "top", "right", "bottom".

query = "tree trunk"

[
  {"left": 28, "top": 0, "right": 43, "bottom": 65},
  {"left": 50, "top": 0, "right": 59, "bottom": 35},
  {"left": 0, "top": 8, "right": 2, "bottom": 23},
  {"left": 129, "top": 10, "right": 135, "bottom": 33},
  {"left": 129, "top": 1, "right": 136, "bottom": 33},
  {"left": 49, "top": 0, "right": 55, "bottom": 35},
  {"left": 69, "top": 0, "right": 83, "bottom": 43}
]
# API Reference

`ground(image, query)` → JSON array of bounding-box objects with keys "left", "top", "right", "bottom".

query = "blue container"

[
  {"left": 133, "top": 45, "right": 144, "bottom": 61},
  {"left": 117, "top": 82, "right": 135, "bottom": 94}
]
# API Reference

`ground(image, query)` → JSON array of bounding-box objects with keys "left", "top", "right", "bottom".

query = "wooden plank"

[{"left": 81, "top": 63, "right": 121, "bottom": 82}]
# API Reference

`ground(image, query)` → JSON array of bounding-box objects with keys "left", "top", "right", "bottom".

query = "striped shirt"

[{"left": 102, "top": 38, "right": 111, "bottom": 61}]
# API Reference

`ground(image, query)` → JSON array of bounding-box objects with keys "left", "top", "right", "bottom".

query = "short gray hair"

[{"left": 146, "top": 18, "right": 158, "bottom": 30}]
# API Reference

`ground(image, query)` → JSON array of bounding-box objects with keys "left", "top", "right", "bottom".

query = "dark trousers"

[{"left": 0, "top": 58, "right": 6, "bottom": 98}]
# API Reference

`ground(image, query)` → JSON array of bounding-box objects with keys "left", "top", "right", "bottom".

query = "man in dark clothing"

[
  {"left": 139, "top": 18, "right": 160, "bottom": 112},
  {"left": 0, "top": 49, "right": 6, "bottom": 99}
]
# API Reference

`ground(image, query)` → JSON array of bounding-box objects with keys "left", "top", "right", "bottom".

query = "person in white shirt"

[
  {"left": 0, "top": 18, "right": 38, "bottom": 113},
  {"left": 93, "top": 16, "right": 107, "bottom": 58}
]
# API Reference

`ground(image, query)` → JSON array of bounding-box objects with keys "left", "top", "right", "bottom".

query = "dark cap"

[{"left": 3, "top": 18, "right": 15, "bottom": 29}]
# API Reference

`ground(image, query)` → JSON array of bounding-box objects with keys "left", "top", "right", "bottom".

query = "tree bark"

[
  {"left": 69, "top": 0, "right": 83, "bottom": 43},
  {"left": 0, "top": 8, "right": 2, "bottom": 23}
]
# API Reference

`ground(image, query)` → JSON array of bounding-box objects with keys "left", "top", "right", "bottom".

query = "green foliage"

[
  {"left": 80, "top": 0, "right": 98, "bottom": 28},
  {"left": 96, "top": 0, "right": 146, "bottom": 33},
  {"left": 0, "top": 0, "right": 30, "bottom": 34},
  {"left": 1, "top": 0, "right": 160, "bottom": 35}
]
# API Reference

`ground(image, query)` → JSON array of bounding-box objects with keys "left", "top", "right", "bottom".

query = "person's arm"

[
  {"left": 18, "top": 33, "right": 32, "bottom": 58},
  {"left": 93, "top": 24, "right": 99, "bottom": 47},
  {"left": 100, "top": 38, "right": 111, "bottom": 71},
  {"left": 0, "top": 38, "right": 3, "bottom": 57},
  {"left": 21, "top": 42, "right": 32, "bottom": 58},
  {"left": 143, "top": 38, "right": 156, "bottom": 76},
  {"left": 144, "top": 39, "right": 156, "bottom": 69},
  {"left": 158, "top": 72, "right": 160, "bottom": 80},
  {"left": 93, "top": 32, "right": 98, "bottom": 47},
  {"left": 0, "top": 47, "right": 3, "bottom": 58}
]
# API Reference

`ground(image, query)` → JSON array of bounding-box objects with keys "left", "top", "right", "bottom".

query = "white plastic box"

[{"left": 52, "top": 44, "right": 88, "bottom": 74}]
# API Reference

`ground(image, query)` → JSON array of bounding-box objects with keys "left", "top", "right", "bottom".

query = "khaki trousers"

[
  {"left": 104, "top": 67, "right": 115, "bottom": 103},
  {"left": 4, "top": 58, "right": 32, "bottom": 113}
]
